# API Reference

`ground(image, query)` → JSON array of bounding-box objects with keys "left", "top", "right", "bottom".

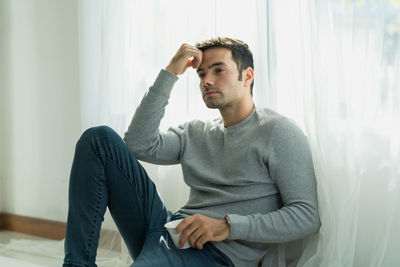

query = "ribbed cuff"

[
  {"left": 150, "top": 69, "right": 179, "bottom": 97},
  {"left": 225, "top": 214, "right": 251, "bottom": 240}
]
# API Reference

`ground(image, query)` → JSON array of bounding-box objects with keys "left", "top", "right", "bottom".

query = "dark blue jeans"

[{"left": 63, "top": 126, "right": 234, "bottom": 267}]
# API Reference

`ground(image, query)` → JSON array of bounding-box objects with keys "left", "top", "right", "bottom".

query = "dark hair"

[{"left": 196, "top": 37, "right": 254, "bottom": 95}]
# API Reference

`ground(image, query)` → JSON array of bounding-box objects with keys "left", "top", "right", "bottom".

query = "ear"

[{"left": 243, "top": 67, "right": 254, "bottom": 89}]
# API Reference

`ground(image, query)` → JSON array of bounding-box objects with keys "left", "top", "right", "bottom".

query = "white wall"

[
  {"left": 0, "top": 0, "right": 81, "bottom": 222},
  {"left": 0, "top": 0, "right": 7, "bottom": 213}
]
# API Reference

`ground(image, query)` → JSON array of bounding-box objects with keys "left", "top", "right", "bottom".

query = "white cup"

[{"left": 164, "top": 219, "right": 191, "bottom": 249}]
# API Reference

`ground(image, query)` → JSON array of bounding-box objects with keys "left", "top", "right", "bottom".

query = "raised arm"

[{"left": 123, "top": 44, "right": 202, "bottom": 164}]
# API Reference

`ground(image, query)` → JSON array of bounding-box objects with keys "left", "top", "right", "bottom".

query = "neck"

[{"left": 220, "top": 96, "right": 255, "bottom": 128}]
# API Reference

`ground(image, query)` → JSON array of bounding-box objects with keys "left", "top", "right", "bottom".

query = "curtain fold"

[
  {"left": 78, "top": 0, "right": 400, "bottom": 265},
  {"left": 269, "top": 1, "right": 400, "bottom": 266}
]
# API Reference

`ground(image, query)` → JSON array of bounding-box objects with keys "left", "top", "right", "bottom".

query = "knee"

[
  {"left": 83, "top": 125, "right": 116, "bottom": 138},
  {"left": 77, "top": 126, "right": 119, "bottom": 148}
]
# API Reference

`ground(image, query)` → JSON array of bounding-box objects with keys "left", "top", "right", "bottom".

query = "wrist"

[
  {"left": 164, "top": 65, "right": 178, "bottom": 76},
  {"left": 224, "top": 215, "right": 231, "bottom": 233}
]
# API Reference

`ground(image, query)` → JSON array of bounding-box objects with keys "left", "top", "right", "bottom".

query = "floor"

[{"left": 0, "top": 230, "right": 132, "bottom": 267}]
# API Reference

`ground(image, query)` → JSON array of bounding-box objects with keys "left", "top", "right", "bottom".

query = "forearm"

[
  {"left": 226, "top": 118, "right": 321, "bottom": 243},
  {"left": 123, "top": 69, "right": 179, "bottom": 160},
  {"left": 226, "top": 201, "right": 320, "bottom": 243},
  {"left": 124, "top": 43, "right": 202, "bottom": 162}
]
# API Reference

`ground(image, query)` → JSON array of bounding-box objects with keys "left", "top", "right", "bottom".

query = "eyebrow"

[{"left": 196, "top": 62, "right": 226, "bottom": 73}]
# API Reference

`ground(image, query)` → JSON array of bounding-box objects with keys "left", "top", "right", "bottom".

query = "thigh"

[
  {"left": 78, "top": 126, "right": 170, "bottom": 258},
  {"left": 105, "top": 155, "right": 171, "bottom": 258},
  {"left": 132, "top": 229, "right": 233, "bottom": 267}
]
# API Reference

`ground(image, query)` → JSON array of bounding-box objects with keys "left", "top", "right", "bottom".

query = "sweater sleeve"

[
  {"left": 226, "top": 119, "right": 321, "bottom": 243},
  {"left": 123, "top": 69, "right": 183, "bottom": 165}
]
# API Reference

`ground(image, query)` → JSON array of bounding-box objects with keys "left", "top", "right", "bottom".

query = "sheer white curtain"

[
  {"left": 78, "top": 0, "right": 400, "bottom": 266},
  {"left": 268, "top": 0, "right": 400, "bottom": 266}
]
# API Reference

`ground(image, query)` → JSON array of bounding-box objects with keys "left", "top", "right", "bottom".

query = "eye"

[
  {"left": 198, "top": 73, "right": 205, "bottom": 78},
  {"left": 216, "top": 68, "right": 224, "bottom": 73}
]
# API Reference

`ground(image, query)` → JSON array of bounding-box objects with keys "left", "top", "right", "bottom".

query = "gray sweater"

[{"left": 124, "top": 70, "right": 320, "bottom": 267}]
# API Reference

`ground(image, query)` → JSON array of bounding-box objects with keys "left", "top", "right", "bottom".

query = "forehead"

[{"left": 199, "top": 48, "right": 236, "bottom": 69}]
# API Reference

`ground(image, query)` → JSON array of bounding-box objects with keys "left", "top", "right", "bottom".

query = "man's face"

[{"left": 196, "top": 48, "right": 248, "bottom": 110}]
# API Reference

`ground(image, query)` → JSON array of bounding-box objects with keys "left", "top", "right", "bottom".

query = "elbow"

[
  {"left": 293, "top": 202, "right": 321, "bottom": 238},
  {"left": 309, "top": 216, "right": 321, "bottom": 235},
  {"left": 123, "top": 132, "right": 162, "bottom": 161},
  {"left": 305, "top": 207, "right": 321, "bottom": 236},
  {"left": 123, "top": 133, "right": 146, "bottom": 158},
  {"left": 123, "top": 134, "right": 137, "bottom": 152}
]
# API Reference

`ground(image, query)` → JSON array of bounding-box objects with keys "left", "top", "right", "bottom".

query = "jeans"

[{"left": 63, "top": 126, "right": 234, "bottom": 267}]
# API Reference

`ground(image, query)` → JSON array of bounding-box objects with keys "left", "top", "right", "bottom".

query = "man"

[{"left": 63, "top": 37, "right": 320, "bottom": 267}]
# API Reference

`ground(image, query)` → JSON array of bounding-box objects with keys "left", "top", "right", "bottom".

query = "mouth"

[
  {"left": 205, "top": 91, "right": 218, "bottom": 96},
  {"left": 203, "top": 87, "right": 220, "bottom": 98}
]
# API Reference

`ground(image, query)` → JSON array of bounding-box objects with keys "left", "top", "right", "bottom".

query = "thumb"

[{"left": 186, "top": 58, "right": 193, "bottom": 67}]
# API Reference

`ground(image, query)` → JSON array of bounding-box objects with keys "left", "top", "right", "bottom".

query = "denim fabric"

[{"left": 63, "top": 126, "right": 234, "bottom": 267}]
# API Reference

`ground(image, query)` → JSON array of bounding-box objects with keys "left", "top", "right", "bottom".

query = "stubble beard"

[
  {"left": 203, "top": 94, "right": 224, "bottom": 109},
  {"left": 205, "top": 101, "right": 221, "bottom": 109},
  {"left": 203, "top": 86, "right": 224, "bottom": 109}
]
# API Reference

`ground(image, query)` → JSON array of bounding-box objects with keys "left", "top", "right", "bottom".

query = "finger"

[
  {"left": 174, "top": 217, "right": 193, "bottom": 234},
  {"left": 178, "top": 222, "right": 199, "bottom": 247},
  {"left": 186, "top": 57, "right": 193, "bottom": 68},
  {"left": 175, "top": 49, "right": 200, "bottom": 69},
  {"left": 190, "top": 54, "right": 202, "bottom": 69},
  {"left": 193, "top": 51, "right": 202, "bottom": 68},
  {"left": 188, "top": 228, "right": 203, "bottom": 248},
  {"left": 195, "top": 232, "right": 211, "bottom": 250},
  {"left": 181, "top": 46, "right": 202, "bottom": 58},
  {"left": 190, "top": 57, "right": 196, "bottom": 68},
  {"left": 180, "top": 43, "right": 199, "bottom": 52}
]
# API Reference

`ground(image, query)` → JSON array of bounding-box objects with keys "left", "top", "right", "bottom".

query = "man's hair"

[{"left": 196, "top": 37, "right": 254, "bottom": 95}]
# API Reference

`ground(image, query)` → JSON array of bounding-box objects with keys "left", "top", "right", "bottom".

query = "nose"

[{"left": 201, "top": 73, "right": 214, "bottom": 88}]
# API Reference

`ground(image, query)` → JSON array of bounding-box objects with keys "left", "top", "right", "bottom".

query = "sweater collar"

[{"left": 222, "top": 106, "right": 257, "bottom": 133}]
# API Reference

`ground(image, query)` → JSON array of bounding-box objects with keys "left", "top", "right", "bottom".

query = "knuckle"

[{"left": 204, "top": 232, "right": 211, "bottom": 239}]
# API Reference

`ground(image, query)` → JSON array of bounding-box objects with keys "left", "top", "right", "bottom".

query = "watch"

[{"left": 224, "top": 215, "right": 232, "bottom": 228}]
